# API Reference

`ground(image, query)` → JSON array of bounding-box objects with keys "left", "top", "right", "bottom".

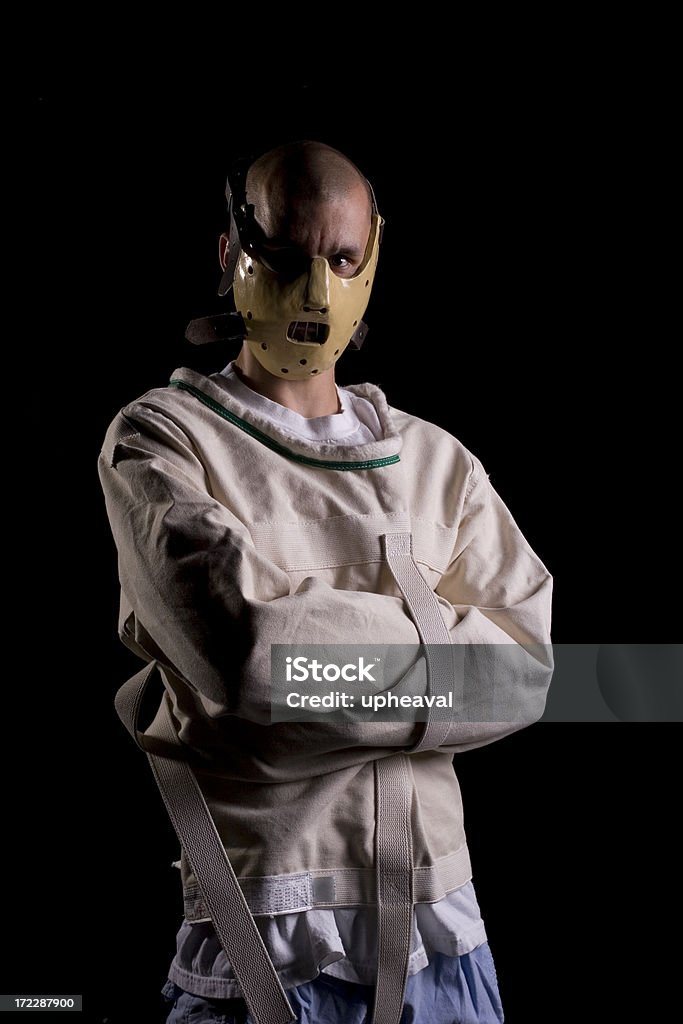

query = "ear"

[{"left": 218, "top": 232, "right": 230, "bottom": 271}]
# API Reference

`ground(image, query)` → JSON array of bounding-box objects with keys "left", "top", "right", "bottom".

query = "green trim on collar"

[{"left": 169, "top": 379, "right": 400, "bottom": 471}]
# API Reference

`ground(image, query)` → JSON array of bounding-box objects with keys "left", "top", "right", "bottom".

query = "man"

[{"left": 99, "top": 140, "right": 552, "bottom": 1024}]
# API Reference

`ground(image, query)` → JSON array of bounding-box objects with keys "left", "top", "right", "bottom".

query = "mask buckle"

[{"left": 185, "top": 311, "right": 247, "bottom": 346}]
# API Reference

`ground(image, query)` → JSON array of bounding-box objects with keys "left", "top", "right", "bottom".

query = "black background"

[{"left": 12, "top": 51, "right": 677, "bottom": 1023}]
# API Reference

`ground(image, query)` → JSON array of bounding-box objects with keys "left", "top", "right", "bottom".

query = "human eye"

[{"left": 328, "top": 253, "right": 356, "bottom": 276}]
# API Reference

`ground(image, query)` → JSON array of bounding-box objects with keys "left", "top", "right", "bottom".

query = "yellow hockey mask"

[{"left": 232, "top": 213, "right": 382, "bottom": 380}]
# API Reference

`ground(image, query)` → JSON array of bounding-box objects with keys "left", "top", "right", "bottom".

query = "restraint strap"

[
  {"left": 370, "top": 754, "right": 414, "bottom": 1024},
  {"left": 383, "top": 533, "right": 456, "bottom": 753},
  {"left": 367, "top": 531, "right": 459, "bottom": 1023},
  {"left": 114, "top": 662, "right": 296, "bottom": 1024},
  {"left": 181, "top": 844, "right": 472, "bottom": 920}
]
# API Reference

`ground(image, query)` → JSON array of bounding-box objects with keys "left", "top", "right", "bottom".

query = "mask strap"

[
  {"left": 349, "top": 320, "right": 368, "bottom": 350},
  {"left": 185, "top": 311, "right": 247, "bottom": 346},
  {"left": 366, "top": 179, "right": 385, "bottom": 244},
  {"left": 217, "top": 158, "right": 254, "bottom": 297},
  {"left": 217, "top": 215, "right": 242, "bottom": 298}
]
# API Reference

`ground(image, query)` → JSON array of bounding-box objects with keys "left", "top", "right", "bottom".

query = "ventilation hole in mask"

[
  {"left": 320, "top": 307, "right": 328, "bottom": 314},
  {"left": 334, "top": 349, "right": 340, "bottom": 356},
  {"left": 353, "top": 320, "right": 358, "bottom": 327},
  {"left": 311, "top": 368, "right": 319, "bottom": 374},
  {"left": 299, "top": 359, "right": 307, "bottom": 365},
  {"left": 281, "top": 368, "right": 289, "bottom": 374},
  {"left": 261, "top": 343, "right": 267, "bottom": 350},
  {"left": 247, "top": 311, "right": 253, "bottom": 319},
  {"left": 365, "top": 280, "right": 369, "bottom": 287},
  {"left": 247, "top": 265, "right": 254, "bottom": 275}
]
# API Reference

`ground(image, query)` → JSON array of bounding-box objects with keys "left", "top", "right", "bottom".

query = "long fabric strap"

[
  {"left": 182, "top": 843, "right": 472, "bottom": 918},
  {"left": 114, "top": 662, "right": 296, "bottom": 1024},
  {"left": 368, "top": 532, "right": 457, "bottom": 1024},
  {"left": 383, "top": 532, "right": 455, "bottom": 752},
  {"left": 370, "top": 754, "right": 414, "bottom": 1024}
]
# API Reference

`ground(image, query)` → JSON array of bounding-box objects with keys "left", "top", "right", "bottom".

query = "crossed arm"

[{"left": 99, "top": 402, "right": 553, "bottom": 755}]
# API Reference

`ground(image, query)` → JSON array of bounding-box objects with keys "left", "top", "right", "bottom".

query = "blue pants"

[{"left": 161, "top": 943, "right": 504, "bottom": 1023}]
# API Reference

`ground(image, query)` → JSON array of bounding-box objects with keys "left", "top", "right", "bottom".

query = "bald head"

[
  {"left": 246, "top": 140, "right": 373, "bottom": 239},
  {"left": 223, "top": 140, "right": 374, "bottom": 282}
]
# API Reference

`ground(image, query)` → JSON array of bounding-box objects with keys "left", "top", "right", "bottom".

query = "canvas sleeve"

[
  {"left": 432, "top": 452, "right": 554, "bottom": 753},
  {"left": 98, "top": 402, "right": 422, "bottom": 728}
]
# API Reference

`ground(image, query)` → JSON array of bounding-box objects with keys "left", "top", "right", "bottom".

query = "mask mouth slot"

[{"left": 287, "top": 321, "right": 330, "bottom": 344}]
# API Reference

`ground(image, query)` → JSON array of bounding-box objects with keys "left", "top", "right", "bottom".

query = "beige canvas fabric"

[{"left": 98, "top": 365, "right": 552, "bottom": 1019}]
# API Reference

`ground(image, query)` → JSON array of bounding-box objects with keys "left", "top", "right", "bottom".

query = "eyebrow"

[{"left": 261, "top": 238, "right": 365, "bottom": 258}]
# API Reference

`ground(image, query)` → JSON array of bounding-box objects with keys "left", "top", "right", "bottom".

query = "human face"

[
  {"left": 251, "top": 183, "right": 372, "bottom": 282},
  {"left": 231, "top": 182, "right": 381, "bottom": 381}
]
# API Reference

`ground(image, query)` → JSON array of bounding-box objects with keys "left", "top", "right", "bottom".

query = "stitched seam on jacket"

[
  {"left": 169, "top": 379, "right": 401, "bottom": 471},
  {"left": 464, "top": 456, "right": 479, "bottom": 501},
  {"left": 250, "top": 510, "right": 410, "bottom": 528},
  {"left": 279, "top": 556, "right": 447, "bottom": 573}
]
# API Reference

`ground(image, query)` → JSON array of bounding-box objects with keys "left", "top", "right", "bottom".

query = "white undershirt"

[{"left": 219, "top": 362, "right": 384, "bottom": 444}]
